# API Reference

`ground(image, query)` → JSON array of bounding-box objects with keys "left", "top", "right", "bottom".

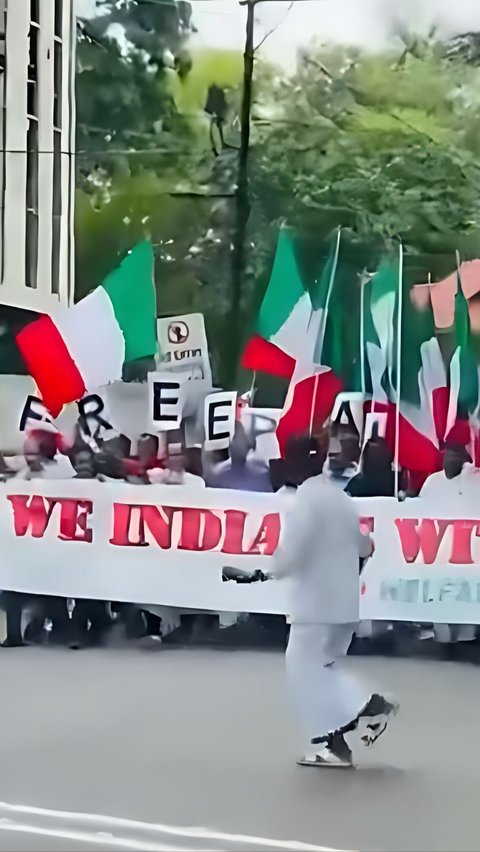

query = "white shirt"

[
  {"left": 420, "top": 464, "right": 480, "bottom": 501},
  {"left": 272, "top": 475, "right": 371, "bottom": 624}
]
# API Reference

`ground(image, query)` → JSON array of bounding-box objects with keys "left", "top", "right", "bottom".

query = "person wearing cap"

[{"left": 420, "top": 443, "right": 479, "bottom": 646}]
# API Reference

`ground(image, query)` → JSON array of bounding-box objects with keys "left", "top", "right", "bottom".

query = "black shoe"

[
  {"left": 356, "top": 693, "right": 399, "bottom": 746},
  {"left": 328, "top": 731, "right": 353, "bottom": 763}
]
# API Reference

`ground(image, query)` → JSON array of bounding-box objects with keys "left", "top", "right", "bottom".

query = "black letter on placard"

[
  {"left": 333, "top": 401, "right": 359, "bottom": 435},
  {"left": 153, "top": 381, "right": 180, "bottom": 423},
  {"left": 19, "top": 396, "right": 54, "bottom": 432},
  {"left": 208, "top": 399, "right": 232, "bottom": 443},
  {"left": 77, "top": 394, "right": 113, "bottom": 437}
]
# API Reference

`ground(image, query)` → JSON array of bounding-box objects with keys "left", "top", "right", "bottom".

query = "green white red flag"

[
  {"left": 241, "top": 230, "right": 312, "bottom": 379},
  {"left": 16, "top": 242, "right": 157, "bottom": 417}
]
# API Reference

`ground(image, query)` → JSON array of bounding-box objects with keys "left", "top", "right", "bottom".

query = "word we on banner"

[{"left": 1, "top": 481, "right": 480, "bottom": 624}]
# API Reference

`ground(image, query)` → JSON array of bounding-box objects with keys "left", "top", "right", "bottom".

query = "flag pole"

[
  {"left": 309, "top": 373, "right": 320, "bottom": 438},
  {"left": 249, "top": 370, "right": 256, "bottom": 400},
  {"left": 320, "top": 227, "right": 342, "bottom": 342},
  {"left": 394, "top": 241, "right": 404, "bottom": 498},
  {"left": 360, "top": 271, "right": 366, "bottom": 397},
  {"left": 308, "top": 227, "right": 341, "bottom": 439},
  {"left": 358, "top": 271, "right": 367, "bottom": 467}
]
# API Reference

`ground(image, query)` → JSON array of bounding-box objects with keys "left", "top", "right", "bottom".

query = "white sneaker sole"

[
  {"left": 297, "top": 757, "right": 354, "bottom": 769},
  {"left": 297, "top": 746, "right": 354, "bottom": 768}
]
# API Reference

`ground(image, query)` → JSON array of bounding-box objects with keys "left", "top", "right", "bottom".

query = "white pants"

[{"left": 285, "top": 623, "right": 371, "bottom": 740}]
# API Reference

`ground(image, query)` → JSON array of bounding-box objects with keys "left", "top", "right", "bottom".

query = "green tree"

[
  {"left": 76, "top": 9, "right": 480, "bottom": 391},
  {"left": 75, "top": 0, "right": 244, "bottom": 384},
  {"left": 250, "top": 40, "right": 480, "bottom": 262},
  {"left": 233, "top": 36, "right": 480, "bottom": 397}
]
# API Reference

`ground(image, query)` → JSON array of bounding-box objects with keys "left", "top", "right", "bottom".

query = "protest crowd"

[
  {"left": 2, "top": 237, "right": 480, "bottom": 655},
  {"left": 1, "top": 406, "right": 478, "bottom": 653}
]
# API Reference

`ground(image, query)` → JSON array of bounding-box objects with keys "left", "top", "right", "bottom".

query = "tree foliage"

[
  {"left": 75, "top": 0, "right": 244, "bottom": 386},
  {"left": 75, "top": 7, "right": 480, "bottom": 390},
  {"left": 251, "top": 40, "right": 480, "bottom": 264},
  {"left": 77, "top": 0, "right": 241, "bottom": 194}
]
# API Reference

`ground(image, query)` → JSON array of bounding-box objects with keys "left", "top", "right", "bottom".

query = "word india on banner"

[{"left": 1, "top": 483, "right": 480, "bottom": 624}]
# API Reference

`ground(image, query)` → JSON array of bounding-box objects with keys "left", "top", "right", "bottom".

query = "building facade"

[{"left": 0, "top": 0, "right": 75, "bottom": 314}]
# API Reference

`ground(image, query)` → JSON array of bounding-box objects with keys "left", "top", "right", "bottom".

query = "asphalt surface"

[{"left": 0, "top": 645, "right": 477, "bottom": 852}]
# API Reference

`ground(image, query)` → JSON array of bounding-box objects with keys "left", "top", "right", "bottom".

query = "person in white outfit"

[
  {"left": 420, "top": 443, "right": 479, "bottom": 501},
  {"left": 273, "top": 473, "right": 399, "bottom": 767},
  {"left": 421, "top": 443, "right": 479, "bottom": 646}
]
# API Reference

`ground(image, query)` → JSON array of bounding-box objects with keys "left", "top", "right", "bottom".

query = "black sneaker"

[{"left": 356, "top": 693, "right": 399, "bottom": 747}]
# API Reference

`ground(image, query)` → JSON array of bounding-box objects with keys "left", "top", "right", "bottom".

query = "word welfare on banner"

[{"left": 0, "top": 482, "right": 480, "bottom": 624}]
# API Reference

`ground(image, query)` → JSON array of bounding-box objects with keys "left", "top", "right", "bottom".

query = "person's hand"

[
  {"left": 222, "top": 567, "right": 270, "bottom": 583},
  {"left": 252, "top": 569, "right": 269, "bottom": 582}
]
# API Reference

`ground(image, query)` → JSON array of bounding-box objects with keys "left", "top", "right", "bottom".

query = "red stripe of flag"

[
  {"left": 16, "top": 315, "right": 86, "bottom": 417},
  {"left": 276, "top": 372, "right": 343, "bottom": 457},
  {"left": 241, "top": 334, "right": 296, "bottom": 379}
]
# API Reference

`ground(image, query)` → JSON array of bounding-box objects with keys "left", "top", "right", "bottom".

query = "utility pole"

[{"left": 225, "top": 0, "right": 256, "bottom": 388}]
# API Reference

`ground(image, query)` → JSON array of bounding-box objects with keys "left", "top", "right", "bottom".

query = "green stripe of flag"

[{"left": 101, "top": 241, "right": 157, "bottom": 362}]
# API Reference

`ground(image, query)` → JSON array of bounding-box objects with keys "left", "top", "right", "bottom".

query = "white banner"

[{"left": 1, "top": 481, "right": 480, "bottom": 623}]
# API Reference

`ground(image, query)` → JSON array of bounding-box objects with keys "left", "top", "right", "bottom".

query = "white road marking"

[
  {"left": 0, "top": 819, "right": 191, "bottom": 851},
  {"left": 0, "top": 802, "right": 355, "bottom": 852}
]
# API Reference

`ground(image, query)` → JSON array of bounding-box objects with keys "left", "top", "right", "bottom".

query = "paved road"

[{"left": 0, "top": 646, "right": 477, "bottom": 851}]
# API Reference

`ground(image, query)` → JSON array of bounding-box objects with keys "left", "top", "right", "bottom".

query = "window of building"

[
  {"left": 51, "top": 130, "right": 61, "bottom": 295},
  {"left": 0, "top": 0, "right": 5, "bottom": 75},
  {"left": 25, "top": 119, "right": 38, "bottom": 289},
  {"left": 26, "top": 0, "right": 39, "bottom": 288},
  {"left": 27, "top": 17, "right": 38, "bottom": 120},
  {"left": 30, "top": 0, "right": 39, "bottom": 26},
  {"left": 54, "top": 0, "right": 62, "bottom": 40},
  {"left": 53, "top": 40, "right": 62, "bottom": 131}
]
